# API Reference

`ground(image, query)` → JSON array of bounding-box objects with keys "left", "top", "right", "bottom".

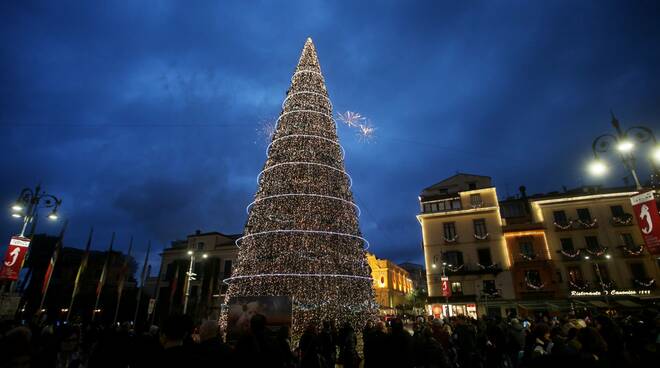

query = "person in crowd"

[
  {"left": 337, "top": 321, "right": 359, "bottom": 368},
  {"left": 0, "top": 326, "right": 32, "bottom": 368},
  {"left": 363, "top": 321, "right": 388, "bottom": 368},
  {"left": 195, "top": 320, "right": 232, "bottom": 367},
  {"left": 318, "top": 320, "right": 336, "bottom": 367},
  {"left": 386, "top": 318, "right": 413, "bottom": 368}
]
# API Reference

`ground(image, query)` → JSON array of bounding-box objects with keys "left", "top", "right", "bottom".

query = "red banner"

[
  {"left": 0, "top": 236, "right": 31, "bottom": 281},
  {"left": 631, "top": 191, "right": 660, "bottom": 255},
  {"left": 441, "top": 276, "right": 451, "bottom": 297}
]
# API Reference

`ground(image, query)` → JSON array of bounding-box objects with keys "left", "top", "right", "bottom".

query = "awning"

[
  {"left": 616, "top": 300, "right": 641, "bottom": 308},
  {"left": 588, "top": 300, "right": 609, "bottom": 308}
]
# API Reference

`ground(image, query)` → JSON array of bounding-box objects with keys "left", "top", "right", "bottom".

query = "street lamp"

[
  {"left": 183, "top": 250, "right": 208, "bottom": 314},
  {"left": 588, "top": 113, "right": 659, "bottom": 190},
  {"left": 583, "top": 253, "right": 612, "bottom": 310},
  {"left": 10, "top": 184, "right": 62, "bottom": 237}
]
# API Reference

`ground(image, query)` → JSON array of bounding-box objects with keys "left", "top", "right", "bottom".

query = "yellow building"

[
  {"left": 366, "top": 253, "right": 413, "bottom": 314},
  {"left": 418, "top": 174, "right": 515, "bottom": 318},
  {"left": 529, "top": 187, "right": 660, "bottom": 308}
]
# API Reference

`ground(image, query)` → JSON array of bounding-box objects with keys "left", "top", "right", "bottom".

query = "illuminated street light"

[
  {"left": 589, "top": 113, "right": 658, "bottom": 190},
  {"left": 9, "top": 184, "right": 62, "bottom": 237},
  {"left": 616, "top": 140, "right": 634, "bottom": 152},
  {"left": 183, "top": 250, "right": 209, "bottom": 314},
  {"left": 588, "top": 160, "right": 607, "bottom": 176}
]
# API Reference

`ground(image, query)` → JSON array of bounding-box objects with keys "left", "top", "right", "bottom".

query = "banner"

[
  {"left": 441, "top": 276, "right": 451, "bottom": 297},
  {"left": 0, "top": 236, "right": 31, "bottom": 281},
  {"left": 226, "top": 296, "right": 292, "bottom": 342},
  {"left": 630, "top": 191, "right": 660, "bottom": 255}
]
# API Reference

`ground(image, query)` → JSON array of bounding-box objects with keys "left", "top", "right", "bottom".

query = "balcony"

[
  {"left": 611, "top": 214, "right": 634, "bottom": 227},
  {"left": 553, "top": 218, "right": 599, "bottom": 231},
  {"left": 556, "top": 249, "right": 583, "bottom": 261},
  {"left": 513, "top": 252, "right": 550, "bottom": 263},
  {"left": 445, "top": 263, "right": 502, "bottom": 276},
  {"left": 581, "top": 246, "right": 609, "bottom": 258},
  {"left": 443, "top": 234, "right": 459, "bottom": 245},
  {"left": 632, "top": 278, "right": 656, "bottom": 290},
  {"left": 616, "top": 245, "right": 645, "bottom": 257}
]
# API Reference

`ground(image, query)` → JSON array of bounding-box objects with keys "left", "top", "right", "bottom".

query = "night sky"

[{"left": 1, "top": 1, "right": 659, "bottom": 270}]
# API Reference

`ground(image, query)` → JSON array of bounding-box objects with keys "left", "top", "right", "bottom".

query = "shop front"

[{"left": 427, "top": 303, "right": 478, "bottom": 319}]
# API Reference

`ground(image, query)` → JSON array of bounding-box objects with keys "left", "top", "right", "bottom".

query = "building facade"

[
  {"left": 366, "top": 253, "right": 413, "bottom": 315},
  {"left": 155, "top": 230, "right": 239, "bottom": 322},
  {"left": 418, "top": 174, "right": 515, "bottom": 319},
  {"left": 419, "top": 174, "right": 659, "bottom": 318}
]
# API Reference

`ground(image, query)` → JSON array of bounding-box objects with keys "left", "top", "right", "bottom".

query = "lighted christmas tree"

[{"left": 224, "top": 38, "right": 376, "bottom": 335}]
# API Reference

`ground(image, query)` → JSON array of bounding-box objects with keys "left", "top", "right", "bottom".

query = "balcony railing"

[
  {"left": 632, "top": 278, "right": 656, "bottom": 290},
  {"left": 617, "top": 245, "right": 645, "bottom": 257},
  {"left": 514, "top": 252, "right": 551, "bottom": 263},
  {"left": 553, "top": 218, "right": 599, "bottom": 231},
  {"left": 581, "top": 246, "right": 609, "bottom": 258},
  {"left": 611, "top": 213, "right": 634, "bottom": 226},
  {"left": 445, "top": 263, "right": 502, "bottom": 276},
  {"left": 557, "top": 249, "right": 582, "bottom": 260}
]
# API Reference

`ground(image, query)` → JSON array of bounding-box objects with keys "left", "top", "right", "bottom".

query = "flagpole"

[
  {"left": 93, "top": 232, "right": 114, "bottom": 322},
  {"left": 66, "top": 227, "right": 93, "bottom": 322},
  {"left": 113, "top": 236, "right": 132, "bottom": 325},
  {"left": 149, "top": 253, "right": 165, "bottom": 326},
  {"left": 37, "top": 220, "right": 69, "bottom": 314},
  {"left": 132, "top": 241, "right": 151, "bottom": 326}
]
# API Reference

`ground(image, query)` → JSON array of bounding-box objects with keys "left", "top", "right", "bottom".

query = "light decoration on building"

[
  {"left": 443, "top": 234, "right": 459, "bottom": 243},
  {"left": 553, "top": 220, "right": 573, "bottom": 230},
  {"left": 569, "top": 280, "right": 590, "bottom": 290},
  {"left": 634, "top": 278, "right": 655, "bottom": 288},
  {"left": 473, "top": 233, "right": 490, "bottom": 240},
  {"left": 446, "top": 264, "right": 464, "bottom": 273},
  {"left": 560, "top": 249, "right": 581, "bottom": 258},
  {"left": 525, "top": 277, "right": 545, "bottom": 290},
  {"left": 222, "top": 38, "right": 377, "bottom": 338},
  {"left": 621, "top": 245, "right": 644, "bottom": 256},
  {"left": 585, "top": 247, "right": 608, "bottom": 257},
  {"left": 612, "top": 214, "right": 633, "bottom": 225},
  {"left": 519, "top": 252, "right": 537, "bottom": 261},
  {"left": 576, "top": 218, "right": 598, "bottom": 228},
  {"left": 476, "top": 263, "right": 499, "bottom": 271}
]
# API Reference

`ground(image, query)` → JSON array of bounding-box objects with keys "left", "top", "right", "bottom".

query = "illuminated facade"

[
  {"left": 418, "top": 174, "right": 515, "bottom": 318},
  {"left": 419, "top": 175, "right": 659, "bottom": 317},
  {"left": 528, "top": 187, "right": 660, "bottom": 309},
  {"left": 366, "top": 253, "right": 413, "bottom": 314}
]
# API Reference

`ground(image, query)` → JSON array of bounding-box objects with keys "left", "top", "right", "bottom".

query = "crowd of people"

[{"left": 0, "top": 309, "right": 658, "bottom": 368}]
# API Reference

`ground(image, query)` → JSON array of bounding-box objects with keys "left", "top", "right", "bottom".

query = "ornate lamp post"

[
  {"left": 10, "top": 184, "right": 62, "bottom": 237},
  {"left": 183, "top": 250, "right": 208, "bottom": 314},
  {"left": 589, "top": 113, "right": 660, "bottom": 189}
]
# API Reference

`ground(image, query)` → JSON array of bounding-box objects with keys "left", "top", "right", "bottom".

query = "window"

[
  {"left": 443, "top": 222, "right": 457, "bottom": 240},
  {"left": 477, "top": 248, "right": 493, "bottom": 266},
  {"left": 443, "top": 251, "right": 464, "bottom": 266},
  {"left": 525, "top": 270, "right": 542, "bottom": 285},
  {"left": 164, "top": 263, "right": 176, "bottom": 281},
  {"left": 567, "top": 266, "right": 584, "bottom": 282},
  {"left": 553, "top": 210, "right": 568, "bottom": 223},
  {"left": 470, "top": 193, "right": 483, "bottom": 207},
  {"left": 468, "top": 182, "right": 477, "bottom": 190},
  {"left": 577, "top": 208, "right": 592, "bottom": 222},
  {"left": 610, "top": 205, "right": 625, "bottom": 217},
  {"left": 560, "top": 238, "right": 574, "bottom": 251},
  {"left": 593, "top": 264, "right": 611, "bottom": 282},
  {"left": 223, "top": 260, "right": 233, "bottom": 278},
  {"left": 423, "top": 203, "right": 431, "bottom": 213},
  {"left": 451, "top": 199, "right": 461, "bottom": 210},
  {"left": 451, "top": 282, "right": 463, "bottom": 295},
  {"left": 430, "top": 203, "right": 438, "bottom": 212},
  {"left": 197, "top": 242, "right": 204, "bottom": 250},
  {"left": 621, "top": 233, "right": 635, "bottom": 247},
  {"left": 473, "top": 219, "right": 488, "bottom": 237},
  {"left": 629, "top": 263, "right": 647, "bottom": 279},
  {"left": 483, "top": 280, "right": 497, "bottom": 293},
  {"left": 519, "top": 237, "right": 535, "bottom": 257},
  {"left": 585, "top": 236, "right": 600, "bottom": 250}
]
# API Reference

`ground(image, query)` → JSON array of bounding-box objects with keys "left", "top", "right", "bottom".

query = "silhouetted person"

[
  {"left": 234, "top": 313, "right": 278, "bottom": 367},
  {"left": 155, "top": 314, "right": 198, "bottom": 368},
  {"left": 195, "top": 320, "right": 232, "bottom": 367}
]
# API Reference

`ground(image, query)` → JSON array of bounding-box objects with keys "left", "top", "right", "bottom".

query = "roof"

[
  {"left": 422, "top": 173, "right": 491, "bottom": 192},
  {"left": 528, "top": 185, "right": 639, "bottom": 202}
]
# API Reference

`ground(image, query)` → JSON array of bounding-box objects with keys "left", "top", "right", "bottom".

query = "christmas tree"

[{"left": 224, "top": 38, "right": 376, "bottom": 335}]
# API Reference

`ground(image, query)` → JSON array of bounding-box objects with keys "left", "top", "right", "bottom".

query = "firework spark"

[
  {"left": 357, "top": 120, "right": 375, "bottom": 142},
  {"left": 337, "top": 111, "right": 365, "bottom": 128},
  {"left": 257, "top": 118, "right": 277, "bottom": 143}
]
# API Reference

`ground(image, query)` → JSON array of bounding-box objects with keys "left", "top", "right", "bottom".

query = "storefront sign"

[
  {"left": 631, "top": 191, "right": 660, "bottom": 255},
  {"left": 570, "top": 289, "right": 651, "bottom": 297},
  {"left": 0, "top": 236, "right": 31, "bottom": 281},
  {"left": 441, "top": 277, "right": 451, "bottom": 297}
]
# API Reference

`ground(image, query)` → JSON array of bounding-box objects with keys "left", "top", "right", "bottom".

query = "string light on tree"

[{"left": 223, "top": 38, "right": 377, "bottom": 338}]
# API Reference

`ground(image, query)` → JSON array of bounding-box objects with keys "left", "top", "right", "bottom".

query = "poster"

[
  {"left": 226, "top": 296, "right": 292, "bottom": 341},
  {"left": 441, "top": 276, "right": 451, "bottom": 297},
  {"left": 630, "top": 191, "right": 660, "bottom": 255},
  {"left": 0, "top": 236, "right": 31, "bottom": 281}
]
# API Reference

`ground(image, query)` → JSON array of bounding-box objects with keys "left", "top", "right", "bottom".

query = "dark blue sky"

[{"left": 1, "top": 1, "right": 659, "bottom": 269}]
